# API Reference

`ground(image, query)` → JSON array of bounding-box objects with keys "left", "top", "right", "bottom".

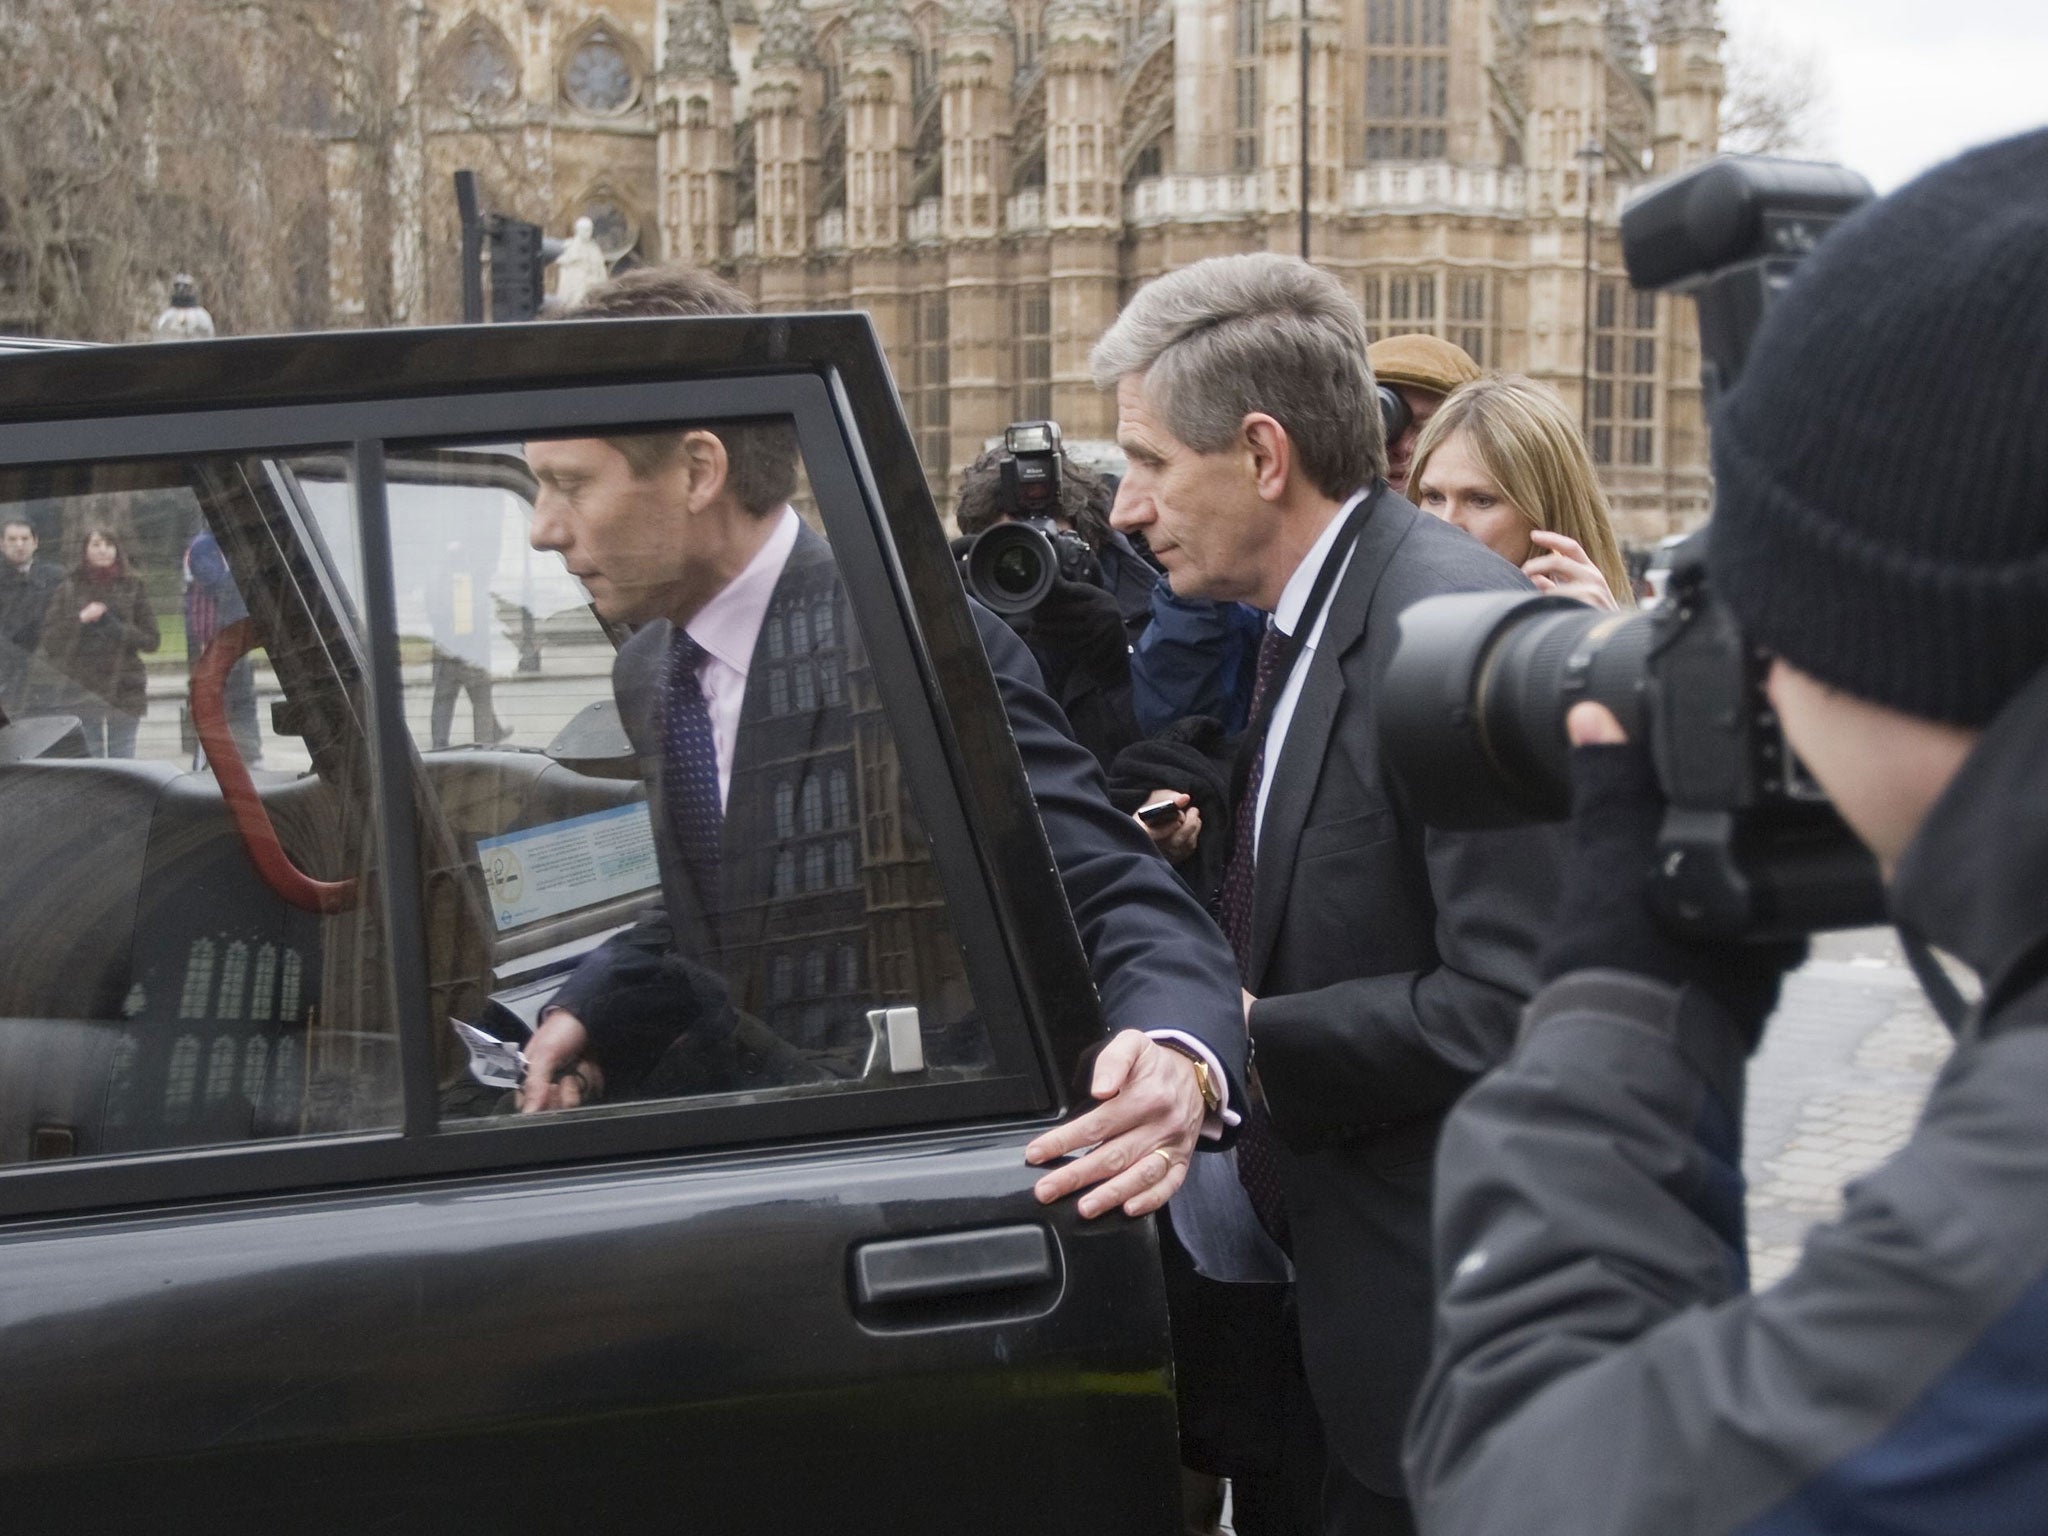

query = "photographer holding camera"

[
  {"left": 956, "top": 422, "right": 1154, "bottom": 768},
  {"left": 1404, "top": 131, "right": 2048, "bottom": 1533}
]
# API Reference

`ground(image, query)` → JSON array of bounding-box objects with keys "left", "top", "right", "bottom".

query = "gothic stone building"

[{"left": 334, "top": 0, "right": 1726, "bottom": 543}]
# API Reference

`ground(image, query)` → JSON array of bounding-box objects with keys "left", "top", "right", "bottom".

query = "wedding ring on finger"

[{"left": 1147, "top": 1146, "right": 1179, "bottom": 1176}]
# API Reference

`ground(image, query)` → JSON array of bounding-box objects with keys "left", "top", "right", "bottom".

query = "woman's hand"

[
  {"left": 1522, "top": 530, "right": 1618, "bottom": 610},
  {"left": 78, "top": 600, "right": 108, "bottom": 624},
  {"left": 1136, "top": 790, "right": 1202, "bottom": 864}
]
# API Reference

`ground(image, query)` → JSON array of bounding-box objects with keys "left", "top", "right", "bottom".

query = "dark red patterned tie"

[{"left": 1217, "top": 619, "right": 1292, "bottom": 1248}]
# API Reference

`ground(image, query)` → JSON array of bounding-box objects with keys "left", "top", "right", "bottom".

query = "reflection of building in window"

[
  {"left": 821, "top": 656, "right": 843, "bottom": 706},
  {"left": 1591, "top": 284, "right": 1659, "bottom": 467},
  {"left": 800, "top": 777, "right": 824, "bottom": 834},
  {"left": 766, "top": 616, "right": 787, "bottom": 660},
  {"left": 1366, "top": 0, "right": 1450, "bottom": 161},
  {"left": 205, "top": 1035, "right": 238, "bottom": 1107},
  {"left": 180, "top": 938, "right": 217, "bottom": 1019},
  {"left": 165, "top": 1034, "right": 201, "bottom": 1124},
  {"left": 794, "top": 663, "right": 816, "bottom": 711},
  {"left": 250, "top": 943, "right": 279, "bottom": 1022},
  {"left": 274, "top": 1036, "right": 301, "bottom": 1096},
  {"left": 835, "top": 942, "right": 859, "bottom": 993},
  {"left": 768, "top": 668, "right": 789, "bottom": 715},
  {"left": 218, "top": 940, "right": 250, "bottom": 1021},
  {"left": 804, "top": 844, "right": 826, "bottom": 892},
  {"left": 828, "top": 767, "right": 851, "bottom": 827},
  {"left": 774, "top": 850, "right": 795, "bottom": 897},
  {"left": 241, "top": 1036, "right": 271, "bottom": 1101},
  {"left": 803, "top": 949, "right": 828, "bottom": 998},
  {"left": 790, "top": 609, "right": 810, "bottom": 651},
  {"left": 833, "top": 839, "right": 854, "bottom": 888},
  {"left": 280, "top": 950, "right": 303, "bottom": 1022},
  {"left": 774, "top": 779, "right": 796, "bottom": 839},
  {"left": 813, "top": 602, "right": 835, "bottom": 648}
]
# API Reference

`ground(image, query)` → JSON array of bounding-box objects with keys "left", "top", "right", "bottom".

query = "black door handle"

[{"left": 851, "top": 1225, "right": 1055, "bottom": 1308}]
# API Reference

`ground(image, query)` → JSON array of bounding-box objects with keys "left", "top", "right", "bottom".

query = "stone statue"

[
  {"left": 151, "top": 274, "right": 216, "bottom": 341},
  {"left": 554, "top": 218, "right": 610, "bottom": 308}
]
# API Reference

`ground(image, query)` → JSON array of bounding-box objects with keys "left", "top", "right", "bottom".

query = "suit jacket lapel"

[{"left": 1246, "top": 493, "right": 1418, "bottom": 985}]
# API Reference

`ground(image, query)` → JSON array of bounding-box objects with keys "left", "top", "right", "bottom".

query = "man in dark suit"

[
  {"left": 1092, "top": 254, "right": 1565, "bottom": 1535},
  {"left": 514, "top": 266, "right": 1250, "bottom": 1228}
]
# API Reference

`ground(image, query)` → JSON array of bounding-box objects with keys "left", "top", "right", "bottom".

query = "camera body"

[
  {"left": 960, "top": 420, "right": 1100, "bottom": 615},
  {"left": 1382, "top": 539, "right": 1883, "bottom": 940},
  {"left": 1377, "top": 155, "right": 1888, "bottom": 941}
]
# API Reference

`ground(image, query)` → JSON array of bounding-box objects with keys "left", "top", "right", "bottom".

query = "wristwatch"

[{"left": 1155, "top": 1038, "right": 1222, "bottom": 1115}]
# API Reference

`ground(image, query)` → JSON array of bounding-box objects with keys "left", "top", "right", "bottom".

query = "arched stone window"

[
  {"left": 561, "top": 18, "right": 643, "bottom": 116},
  {"left": 440, "top": 15, "right": 520, "bottom": 110}
]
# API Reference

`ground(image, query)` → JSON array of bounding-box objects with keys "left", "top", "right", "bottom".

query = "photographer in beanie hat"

[{"left": 1407, "top": 127, "right": 2048, "bottom": 1535}]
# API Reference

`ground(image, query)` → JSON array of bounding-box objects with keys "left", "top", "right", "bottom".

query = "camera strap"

[{"left": 1228, "top": 484, "right": 1383, "bottom": 809}]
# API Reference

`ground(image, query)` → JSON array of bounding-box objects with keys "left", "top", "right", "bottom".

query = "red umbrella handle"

[{"left": 191, "top": 617, "right": 358, "bottom": 914}]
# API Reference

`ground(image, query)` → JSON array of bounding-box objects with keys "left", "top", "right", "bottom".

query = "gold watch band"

[{"left": 1156, "top": 1039, "right": 1222, "bottom": 1115}]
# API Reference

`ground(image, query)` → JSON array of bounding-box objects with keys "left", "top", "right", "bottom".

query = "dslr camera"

[
  {"left": 1380, "top": 156, "right": 1885, "bottom": 942},
  {"left": 960, "top": 421, "right": 1099, "bottom": 615}
]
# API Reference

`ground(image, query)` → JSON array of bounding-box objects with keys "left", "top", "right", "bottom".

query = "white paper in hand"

[{"left": 452, "top": 1018, "right": 529, "bottom": 1090}]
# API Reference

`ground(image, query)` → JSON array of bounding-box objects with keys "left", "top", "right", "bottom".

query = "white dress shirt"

[
  {"left": 1254, "top": 488, "right": 1369, "bottom": 849},
  {"left": 680, "top": 505, "right": 800, "bottom": 811}
]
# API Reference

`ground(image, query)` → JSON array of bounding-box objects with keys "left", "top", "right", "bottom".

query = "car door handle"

[{"left": 851, "top": 1225, "right": 1055, "bottom": 1308}]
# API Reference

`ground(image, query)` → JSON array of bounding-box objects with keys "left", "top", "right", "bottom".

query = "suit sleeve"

[
  {"left": 973, "top": 605, "right": 1250, "bottom": 1117},
  {"left": 1250, "top": 809, "right": 1564, "bottom": 1142}
]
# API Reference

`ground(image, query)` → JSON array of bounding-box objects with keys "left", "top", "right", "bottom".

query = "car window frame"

[{"left": 0, "top": 317, "right": 1106, "bottom": 1219}]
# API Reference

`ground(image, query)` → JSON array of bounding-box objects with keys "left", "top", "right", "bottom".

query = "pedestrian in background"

[{"left": 38, "top": 525, "right": 159, "bottom": 757}]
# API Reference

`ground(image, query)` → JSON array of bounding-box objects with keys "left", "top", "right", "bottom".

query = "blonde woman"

[{"left": 1407, "top": 374, "right": 1634, "bottom": 610}]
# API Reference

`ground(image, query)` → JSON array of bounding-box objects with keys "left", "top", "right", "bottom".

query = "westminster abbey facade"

[{"left": 331, "top": 0, "right": 1727, "bottom": 540}]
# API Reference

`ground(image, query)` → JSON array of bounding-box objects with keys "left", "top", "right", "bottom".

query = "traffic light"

[{"left": 488, "top": 217, "right": 547, "bottom": 322}]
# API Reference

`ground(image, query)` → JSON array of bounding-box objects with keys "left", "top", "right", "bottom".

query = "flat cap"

[{"left": 1367, "top": 333, "right": 1482, "bottom": 397}]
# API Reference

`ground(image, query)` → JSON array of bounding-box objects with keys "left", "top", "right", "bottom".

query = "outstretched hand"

[{"left": 1024, "top": 1030, "right": 1205, "bottom": 1219}]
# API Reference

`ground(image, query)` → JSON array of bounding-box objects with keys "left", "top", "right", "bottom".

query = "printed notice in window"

[{"left": 478, "top": 804, "right": 659, "bottom": 931}]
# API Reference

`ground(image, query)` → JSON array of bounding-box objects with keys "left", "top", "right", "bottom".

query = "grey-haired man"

[{"left": 1093, "top": 253, "right": 1564, "bottom": 1536}]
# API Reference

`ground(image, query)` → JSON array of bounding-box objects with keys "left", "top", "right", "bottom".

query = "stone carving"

[
  {"left": 664, "top": 0, "right": 737, "bottom": 82},
  {"left": 554, "top": 218, "right": 611, "bottom": 307},
  {"left": 848, "top": 0, "right": 917, "bottom": 55},
  {"left": 753, "top": 0, "right": 819, "bottom": 68}
]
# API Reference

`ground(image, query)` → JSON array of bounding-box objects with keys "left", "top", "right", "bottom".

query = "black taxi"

[{"left": 0, "top": 318, "right": 1181, "bottom": 1532}]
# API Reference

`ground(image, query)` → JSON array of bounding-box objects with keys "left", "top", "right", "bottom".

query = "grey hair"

[{"left": 1089, "top": 254, "right": 1385, "bottom": 498}]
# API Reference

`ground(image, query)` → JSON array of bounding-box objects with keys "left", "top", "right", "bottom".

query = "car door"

[{"left": 0, "top": 316, "right": 1181, "bottom": 1534}]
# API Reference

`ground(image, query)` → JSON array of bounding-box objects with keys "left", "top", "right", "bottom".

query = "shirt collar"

[
  {"left": 1271, "top": 488, "right": 1369, "bottom": 638},
  {"left": 685, "top": 505, "right": 800, "bottom": 675}
]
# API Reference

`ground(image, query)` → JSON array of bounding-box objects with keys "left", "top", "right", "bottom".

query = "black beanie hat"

[{"left": 1707, "top": 128, "right": 2048, "bottom": 728}]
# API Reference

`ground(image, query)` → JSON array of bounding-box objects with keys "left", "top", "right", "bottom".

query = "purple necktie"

[
  {"left": 1217, "top": 618, "right": 1293, "bottom": 1248},
  {"left": 661, "top": 632, "right": 723, "bottom": 886}
]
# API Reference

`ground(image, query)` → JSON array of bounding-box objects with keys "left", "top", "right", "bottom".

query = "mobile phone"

[{"left": 1136, "top": 800, "right": 1184, "bottom": 829}]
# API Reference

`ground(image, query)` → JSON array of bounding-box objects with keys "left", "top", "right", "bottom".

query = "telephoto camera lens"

[
  {"left": 965, "top": 520, "right": 1058, "bottom": 615},
  {"left": 1378, "top": 592, "right": 1655, "bottom": 827}
]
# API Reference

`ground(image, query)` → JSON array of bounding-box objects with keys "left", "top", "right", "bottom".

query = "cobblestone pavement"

[{"left": 1744, "top": 927, "right": 1957, "bottom": 1289}]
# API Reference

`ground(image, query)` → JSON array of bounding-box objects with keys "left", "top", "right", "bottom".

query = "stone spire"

[
  {"left": 753, "top": 0, "right": 818, "bottom": 67},
  {"left": 664, "top": 0, "right": 736, "bottom": 83}
]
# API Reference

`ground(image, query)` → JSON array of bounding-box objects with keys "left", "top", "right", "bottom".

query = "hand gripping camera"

[
  {"left": 1378, "top": 156, "right": 1884, "bottom": 942},
  {"left": 961, "top": 421, "right": 1099, "bottom": 615}
]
